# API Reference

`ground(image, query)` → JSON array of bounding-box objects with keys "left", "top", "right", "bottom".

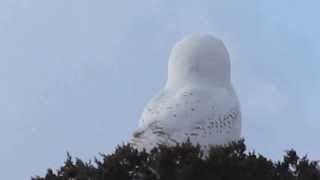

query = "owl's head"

[{"left": 166, "top": 34, "right": 231, "bottom": 89}]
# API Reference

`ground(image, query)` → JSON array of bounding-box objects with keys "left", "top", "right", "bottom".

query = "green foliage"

[{"left": 32, "top": 140, "right": 320, "bottom": 180}]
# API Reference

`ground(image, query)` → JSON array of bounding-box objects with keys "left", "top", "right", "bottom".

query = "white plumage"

[{"left": 131, "top": 34, "right": 241, "bottom": 151}]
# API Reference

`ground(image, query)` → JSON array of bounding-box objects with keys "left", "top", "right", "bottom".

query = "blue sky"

[{"left": 0, "top": 0, "right": 319, "bottom": 179}]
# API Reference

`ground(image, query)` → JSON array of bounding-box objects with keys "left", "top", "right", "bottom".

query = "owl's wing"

[
  {"left": 132, "top": 86, "right": 240, "bottom": 148},
  {"left": 154, "top": 87, "right": 240, "bottom": 142}
]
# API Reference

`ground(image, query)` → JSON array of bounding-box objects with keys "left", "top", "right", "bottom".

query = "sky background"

[{"left": 0, "top": 0, "right": 319, "bottom": 179}]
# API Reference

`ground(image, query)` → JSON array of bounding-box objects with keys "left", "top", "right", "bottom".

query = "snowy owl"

[{"left": 131, "top": 34, "right": 241, "bottom": 151}]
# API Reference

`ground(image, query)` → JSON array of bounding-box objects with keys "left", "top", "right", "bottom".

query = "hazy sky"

[{"left": 1, "top": 1, "right": 319, "bottom": 179}]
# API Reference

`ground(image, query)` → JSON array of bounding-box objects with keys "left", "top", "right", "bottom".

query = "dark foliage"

[{"left": 32, "top": 140, "right": 320, "bottom": 180}]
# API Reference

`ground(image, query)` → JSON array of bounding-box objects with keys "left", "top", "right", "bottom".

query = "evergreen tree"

[{"left": 32, "top": 140, "right": 320, "bottom": 180}]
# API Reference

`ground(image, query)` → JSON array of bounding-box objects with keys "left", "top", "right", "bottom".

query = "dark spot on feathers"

[{"left": 133, "top": 130, "right": 145, "bottom": 138}]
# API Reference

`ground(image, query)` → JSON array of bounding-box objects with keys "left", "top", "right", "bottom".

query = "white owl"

[{"left": 131, "top": 34, "right": 241, "bottom": 151}]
